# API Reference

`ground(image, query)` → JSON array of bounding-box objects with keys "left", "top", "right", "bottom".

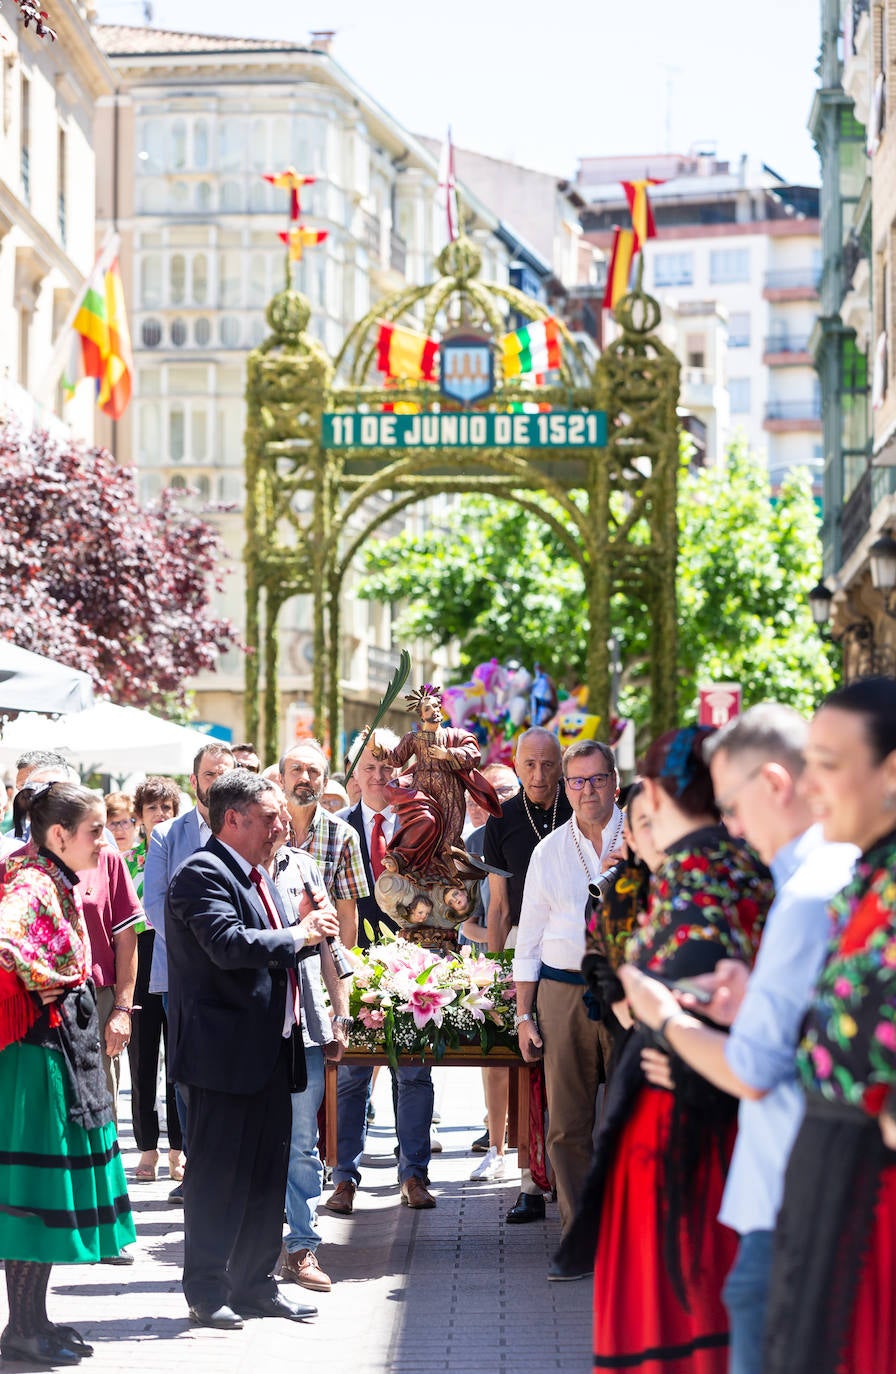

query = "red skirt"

[
  {"left": 593, "top": 1086, "right": 737, "bottom": 1374},
  {"left": 839, "top": 1160, "right": 896, "bottom": 1374}
]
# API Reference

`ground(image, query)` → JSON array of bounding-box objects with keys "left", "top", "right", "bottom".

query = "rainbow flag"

[
  {"left": 603, "top": 228, "right": 636, "bottom": 311},
  {"left": 501, "top": 318, "right": 562, "bottom": 378},
  {"left": 376, "top": 323, "right": 439, "bottom": 381},
  {"left": 63, "top": 247, "right": 133, "bottom": 420}
]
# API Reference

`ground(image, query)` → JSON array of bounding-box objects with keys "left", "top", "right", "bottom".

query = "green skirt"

[{"left": 0, "top": 1041, "right": 135, "bottom": 1263}]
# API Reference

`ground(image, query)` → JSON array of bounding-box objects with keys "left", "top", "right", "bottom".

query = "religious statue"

[{"left": 370, "top": 683, "right": 502, "bottom": 888}]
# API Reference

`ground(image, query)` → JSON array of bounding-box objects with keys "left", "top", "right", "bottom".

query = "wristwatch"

[
  {"left": 514, "top": 1011, "right": 537, "bottom": 1029},
  {"left": 333, "top": 1015, "right": 353, "bottom": 1032}
]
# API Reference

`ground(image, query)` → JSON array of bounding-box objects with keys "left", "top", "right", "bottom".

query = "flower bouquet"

[{"left": 347, "top": 935, "right": 520, "bottom": 1067}]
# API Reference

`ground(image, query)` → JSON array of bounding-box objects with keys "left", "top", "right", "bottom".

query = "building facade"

[
  {"left": 811, "top": 0, "right": 896, "bottom": 677},
  {"left": 578, "top": 150, "right": 822, "bottom": 478},
  {"left": 94, "top": 25, "right": 557, "bottom": 745},
  {"left": 0, "top": 0, "right": 112, "bottom": 441}
]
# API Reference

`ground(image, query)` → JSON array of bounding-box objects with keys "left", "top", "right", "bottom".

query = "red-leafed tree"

[{"left": 0, "top": 423, "right": 240, "bottom": 710}]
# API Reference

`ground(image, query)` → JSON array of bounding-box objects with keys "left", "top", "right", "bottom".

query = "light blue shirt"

[{"left": 718, "top": 824, "right": 857, "bottom": 1235}]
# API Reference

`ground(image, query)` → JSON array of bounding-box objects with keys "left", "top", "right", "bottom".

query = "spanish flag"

[
  {"left": 264, "top": 167, "right": 315, "bottom": 219},
  {"left": 375, "top": 323, "right": 439, "bottom": 382},
  {"left": 64, "top": 247, "right": 133, "bottom": 420},
  {"left": 501, "top": 318, "right": 562, "bottom": 378},
  {"left": 602, "top": 228, "right": 636, "bottom": 311},
  {"left": 279, "top": 225, "right": 328, "bottom": 262},
  {"left": 622, "top": 179, "right": 663, "bottom": 252}
]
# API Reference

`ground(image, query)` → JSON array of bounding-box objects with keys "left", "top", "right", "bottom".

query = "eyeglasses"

[
  {"left": 565, "top": 772, "right": 612, "bottom": 792},
  {"left": 716, "top": 764, "right": 764, "bottom": 820},
  {"left": 107, "top": 817, "right": 136, "bottom": 830}
]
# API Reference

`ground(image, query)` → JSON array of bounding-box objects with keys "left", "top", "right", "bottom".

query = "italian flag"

[
  {"left": 501, "top": 318, "right": 562, "bottom": 379},
  {"left": 376, "top": 322, "right": 439, "bottom": 381}
]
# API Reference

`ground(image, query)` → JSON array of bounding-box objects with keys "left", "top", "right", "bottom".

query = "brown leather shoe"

[
  {"left": 281, "top": 1248, "right": 332, "bottom": 1293},
  {"left": 323, "top": 1181, "right": 356, "bottom": 1215},
  {"left": 400, "top": 1176, "right": 436, "bottom": 1209}
]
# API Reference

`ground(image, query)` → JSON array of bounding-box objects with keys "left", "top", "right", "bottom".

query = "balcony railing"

[
  {"left": 361, "top": 210, "right": 381, "bottom": 261},
  {"left": 764, "top": 400, "right": 822, "bottom": 422},
  {"left": 20, "top": 146, "right": 30, "bottom": 205},
  {"left": 763, "top": 269, "right": 821, "bottom": 291},
  {"left": 390, "top": 232, "right": 407, "bottom": 276},
  {"left": 763, "top": 335, "right": 812, "bottom": 354},
  {"left": 841, "top": 465, "right": 872, "bottom": 564}
]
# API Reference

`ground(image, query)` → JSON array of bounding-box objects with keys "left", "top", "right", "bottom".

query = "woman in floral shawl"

[
  {"left": 0, "top": 782, "right": 134, "bottom": 1366},
  {"left": 557, "top": 727, "right": 773, "bottom": 1374},
  {"left": 764, "top": 677, "right": 896, "bottom": 1374}
]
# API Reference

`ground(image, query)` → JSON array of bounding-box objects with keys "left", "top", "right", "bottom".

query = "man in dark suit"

[
  {"left": 166, "top": 770, "right": 339, "bottom": 1330},
  {"left": 326, "top": 731, "right": 436, "bottom": 1213}
]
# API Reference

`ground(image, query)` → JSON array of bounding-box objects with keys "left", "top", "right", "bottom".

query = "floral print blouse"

[
  {"left": 625, "top": 824, "right": 773, "bottom": 979},
  {"left": 798, "top": 828, "right": 896, "bottom": 1116}
]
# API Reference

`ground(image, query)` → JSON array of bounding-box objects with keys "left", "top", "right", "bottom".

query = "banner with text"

[{"left": 322, "top": 409, "right": 607, "bottom": 450}]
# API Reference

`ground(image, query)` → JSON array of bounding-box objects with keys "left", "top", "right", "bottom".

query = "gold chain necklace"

[{"left": 521, "top": 786, "right": 560, "bottom": 840}]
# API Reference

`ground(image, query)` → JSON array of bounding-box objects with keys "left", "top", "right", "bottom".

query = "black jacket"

[{"left": 165, "top": 836, "right": 298, "bottom": 1094}]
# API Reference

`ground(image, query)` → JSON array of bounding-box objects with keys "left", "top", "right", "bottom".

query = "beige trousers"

[
  {"left": 536, "top": 976, "right": 612, "bottom": 1234},
  {"left": 96, "top": 984, "right": 122, "bottom": 1127}
]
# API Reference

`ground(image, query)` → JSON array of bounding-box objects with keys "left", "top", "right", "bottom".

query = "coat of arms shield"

[{"left": 439, "top": 332, "right": 495, "bottom": 405}]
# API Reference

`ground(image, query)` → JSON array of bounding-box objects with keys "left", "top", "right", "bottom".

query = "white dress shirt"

[
  {"left": 513, "top": 807, "right": 624, "bottom": 983},
  {"left": 361, "top": 801, "right": 397, "bottom": 850}
]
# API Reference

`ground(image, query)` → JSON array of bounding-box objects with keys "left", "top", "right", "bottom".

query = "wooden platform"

[{"left": 324, "top": 1045, "right": 531, "bottom": 1167}]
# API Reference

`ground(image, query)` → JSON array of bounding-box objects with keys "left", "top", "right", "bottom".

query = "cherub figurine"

[{"left": 370, "top": 685, "right": 501, "bottom": 879}]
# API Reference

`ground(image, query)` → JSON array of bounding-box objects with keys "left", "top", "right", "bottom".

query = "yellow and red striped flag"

[
  {"left": 622, "top": 178, "right": 663, "bottom": 252},
  {"left": 264, "top": 167, "right": 315, "bottom": 219},
  {"left": 501, "top": 318, "right": 562, "bottom": 379},
  {"left": 602, "top": 228, "right": 636, "bottom": 311},
  {"left": 376, "top": 322, "right": 439, "bottom": 382},
  {"left": 63, "top": 246, "right": 133, "bottom": 420},
  {"left": 279, "top": 225, "right": 328, "bottom": 262}
]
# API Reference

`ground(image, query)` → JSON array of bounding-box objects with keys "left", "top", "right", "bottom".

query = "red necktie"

[
  {"left": 250, "top": 866, "right": 300, "bottom": 1022},
  {"left": 370, "top": 812, "right": 387, "bottom": 881}
]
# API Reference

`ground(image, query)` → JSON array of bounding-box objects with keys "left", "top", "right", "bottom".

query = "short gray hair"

[
  {"left": 208, "top": 771, "right": 277, "bottom": 835},
  {"left": 514, "top": 726, "right": 561, "bottom": 759},
  {"left": 702, "top": 703, "right": 808, "bottom": 775},
  {"left": 279, "top": 738, "right": 329, "bottom": 782},
  {"left": 562, "top": 738, "right": 616, "bottom": 777}
]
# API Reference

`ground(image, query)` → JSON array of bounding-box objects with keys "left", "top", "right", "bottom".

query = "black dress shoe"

[
  {"left": 236, "top": 1292, "right": 318, "bottom": 1322},
  {"left": 47, "top": 1324, "right": 94, "bottom": 1357},
  {"left": 547, "top": 1257, "right": 594, "bottom": 1282},
  {"left": 1, "top": 1329, "right": 82, "bottom": 1365},
  {"left": 505, "top": 1191, "right": 546, "bottom": 1224},
  {"left": 188, "top": 1304, "right": 244, "bottom": 1330}
]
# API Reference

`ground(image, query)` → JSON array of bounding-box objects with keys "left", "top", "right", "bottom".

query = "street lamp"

[
  {"left": 868, "top": 532, "right": 896, "bottom": 596},
  {"left": 808, "top": 581, "right": 834, "bottom": 629}
]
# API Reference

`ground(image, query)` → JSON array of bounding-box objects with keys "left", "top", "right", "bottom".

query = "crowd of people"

[{"left": 0, "top": 676, "right": 893, "bottom": 1372}]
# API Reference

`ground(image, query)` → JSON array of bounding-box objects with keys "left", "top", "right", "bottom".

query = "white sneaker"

[{"left": 470, "top": 1146, "right": 505, "bottom": 1181}]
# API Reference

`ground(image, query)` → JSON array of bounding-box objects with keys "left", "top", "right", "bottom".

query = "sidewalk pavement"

[{"left": 18, "top": 1066, "right": 591, "bottom": 1374}]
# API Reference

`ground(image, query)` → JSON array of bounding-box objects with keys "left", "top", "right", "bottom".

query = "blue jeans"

[
  {"left": 284, "top": 1046, "right": 326, "bottom": 1255},
  {"left": 722, "top": 1229, "right": 774, "bottom": 1374},
  {"left": 334, "top": 1062, "right": 433, "bottom": 1185}
]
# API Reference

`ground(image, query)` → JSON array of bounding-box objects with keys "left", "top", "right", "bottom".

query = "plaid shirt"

[{"left": 294, "top": 804, "right": 369, "bottom": 903}]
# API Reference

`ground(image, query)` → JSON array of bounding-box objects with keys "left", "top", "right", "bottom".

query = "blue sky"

[{"left": 97, "top": 0, "right": 822, "bottom": 185}]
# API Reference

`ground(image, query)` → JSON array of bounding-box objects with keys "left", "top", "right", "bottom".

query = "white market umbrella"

[
  {"left": 0, "top": 701, "right": 215, "bottom": 778},
  {"left": 0, "top": 643, "right": 95, "bottom": 716}
]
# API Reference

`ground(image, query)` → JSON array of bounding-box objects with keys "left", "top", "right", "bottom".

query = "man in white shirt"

[{"left": 513, "top": 738, "right": 623, "bottom": 1254}]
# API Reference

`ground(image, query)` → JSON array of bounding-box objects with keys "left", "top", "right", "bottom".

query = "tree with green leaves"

[{"left": 358, "top": 442, "right": 837, "bottom": 732}]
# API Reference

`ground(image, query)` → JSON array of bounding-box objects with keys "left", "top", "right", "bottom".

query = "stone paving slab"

[{"left": 4, "top": 1067, "right": 591, "bottom": 1373}]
